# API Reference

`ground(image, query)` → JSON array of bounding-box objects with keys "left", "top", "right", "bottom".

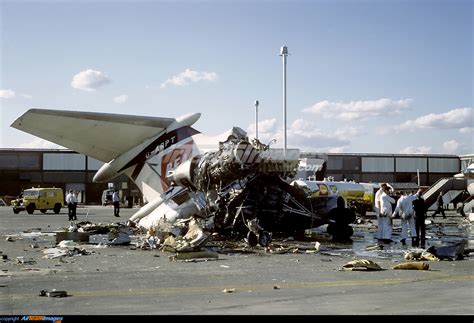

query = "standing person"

[
  {"left": 394, "top": 191, "right": 417, "bottom": 246},
  {"left": 112, "top": 189, "right": 120, "bottom": 217},
  {"left": 432, "top": 191, "right": 446, "bottom": 219},
  {"left": 412, "top": 190, "right": 427, "bottom": 248},
  {"left": 378, "top": 185, "right": 395, "bottom": 244},
  {"left": 66, "top": 189, "right": 77, "bottom": 221},
  {"left": 327, "top": 197, "right": 356, "bottom": 241},
  {"left": 374, "top": 183, "right": 388, "bottom": 218}
]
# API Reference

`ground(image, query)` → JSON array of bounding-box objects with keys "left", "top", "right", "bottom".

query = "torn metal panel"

[{"left": 56, "top": 232, "right": 90, "bottom": 243}]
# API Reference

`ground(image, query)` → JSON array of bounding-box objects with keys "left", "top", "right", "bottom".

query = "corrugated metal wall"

[
  {"left": 428, "top": 158, "right": 459, "bottom": 173},
  {"left": 88, "top": 158, "right": 104, "bottom": 171},
  {"left": 361, "top": 157, "right": 394, "bottom": 172},
  {"left": 43, "top": 153, "right": 85, "bottom": 170},
  {"left": 396, "top": 157, "right": 427, "bottom": 172}
]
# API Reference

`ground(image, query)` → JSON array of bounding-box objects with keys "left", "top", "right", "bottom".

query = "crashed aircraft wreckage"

[{"left": 12, "top": 109, "right": 331, "bottom": 247}]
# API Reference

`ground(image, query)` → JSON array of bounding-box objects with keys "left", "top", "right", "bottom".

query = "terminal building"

[
  {"left": 300, "top": 152, "right": 461, "bottom": 185},
  {"left": 0, "top": 148, "right": 463, "bottom": 205}
]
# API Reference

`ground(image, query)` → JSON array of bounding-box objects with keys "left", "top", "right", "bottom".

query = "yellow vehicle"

[{"left": 11, "top": 187, "right": 64, "bottom": 214}]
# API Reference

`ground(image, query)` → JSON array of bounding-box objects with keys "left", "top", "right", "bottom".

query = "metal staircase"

[{"left": 422, "top": 177, "right": 467, "bottom": 209}]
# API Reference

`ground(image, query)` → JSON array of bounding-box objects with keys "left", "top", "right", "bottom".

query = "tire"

[
  {"left": 53, "top": 204, "right": 61, "bottom": 214},
  {"left": 246, "top": 231, "right": 258, "bottom": 247},
  {"left": 13, "top": 208, "right": 20, "bottom": 214},
  {"left": 40, "top": 209, "right": 47, "bottom": 214},
  {"left": 26, "top": 204, "right": 35, "bottom": 214}
]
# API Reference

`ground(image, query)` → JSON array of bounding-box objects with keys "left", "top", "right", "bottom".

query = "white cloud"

[
  {"left": 113, "top": 94, "right": 128, "bottom": 104},
  {"left": 395, "top": 107, "right": 472, "bottom": 132},
  {"left": 71, "top": 69, "right": 112, "bottom": 91},
  {"left": 442, "top": 140, "right": 465, "bottom": 154},
  {"left": 288, "top": 122, "right": 350, "bottom": 151},
  {"left": 18, "top": 138, "right": 64, "bottom": 149},
  {"left": 247, "top": 118, "right": 278, "bottom": 146},
  {"left": 399, "top": 146, "right": 432, "bottom": 154},
  {"left": 334, "top": 127, "right": 364, "bottom": 138},
  {"left": 0, "top": 89, "right": 16, "bottom": 99},
  {"left": 160, "top": 68, "right": 218, "bottom": 88},
  {"left": 459, "top": 127, "right": 474, "bottom": 134},
  {"left": 247, "top": 118, "right": 278, "bottom": 136},
  {"left": 247, "top": 118, "right": 351, "bottom": 151},
  {"left": 399, "top": 142, "right": 468, "bottom": 155},
  {"left": 21, "top": 93, "right": 32, "bottom": 100},
  {"left": 303, "top": 98, "right": 412, "bottom": 121}
]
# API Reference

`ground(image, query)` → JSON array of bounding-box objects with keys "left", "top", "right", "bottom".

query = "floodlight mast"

[
  {"left": 254, "top": 100, "right": 260, "bottom": 140},
  {"left": 279, "top": 46, "right": 289, "bottom": 157}
]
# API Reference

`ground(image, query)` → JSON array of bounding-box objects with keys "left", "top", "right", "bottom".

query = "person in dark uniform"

[
  {"left": 412, "top": 190, "right": 427, "bottom": 248},
  {"left": 432, "top": 192, "right": 446, "bottom": 219},
  {"left": 66, "top": 189, "right": 77, "bottom": 221},
  {"left": 112, "top": 189, "right": 120, "bottom": 217},
  {"left": 327, "top": 197, "right": 356, "bottom": 241}
]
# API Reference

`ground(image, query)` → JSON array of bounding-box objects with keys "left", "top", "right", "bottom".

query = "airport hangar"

[{"left": 0, "top": 148, "right": 463, "bottom": 205}]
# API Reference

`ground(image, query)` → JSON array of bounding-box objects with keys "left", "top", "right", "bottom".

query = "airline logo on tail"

[{"left": 127, "top": 126, "right": 199, "bottom": 191}]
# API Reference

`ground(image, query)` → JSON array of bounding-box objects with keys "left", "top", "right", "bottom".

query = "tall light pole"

[
  {"left": 279, "top": 45, "right": 289, "bottom": 157},
  {"left": 254, "top": 100, "right": 259, "bottom": 139}
]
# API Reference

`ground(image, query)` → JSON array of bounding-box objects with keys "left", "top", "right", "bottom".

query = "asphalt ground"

[{"left": 0, "top": 205, "right": 472, "bottom": 315}]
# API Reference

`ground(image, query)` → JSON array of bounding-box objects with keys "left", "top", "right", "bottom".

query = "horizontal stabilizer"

[{"left": 11, "top": 108, "right": 176, "bottom": 162}]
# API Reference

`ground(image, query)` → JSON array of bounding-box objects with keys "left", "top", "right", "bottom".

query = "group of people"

[
  {"left": 65, "top": 188, "right": 121, "bottom": 221},
  {"left": 374, "top": 183, "right": 428, "bottom": 248}
]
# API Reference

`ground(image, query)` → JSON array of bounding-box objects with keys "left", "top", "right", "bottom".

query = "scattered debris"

[
  {"left": 16, "top": 257, "right": 36, "bottom": 265},
  {"left": 427, "top": 242, "right": 466, "bottom": 261},
  {"left": 58, "top": 240, "right": 79, "bottom": 248},
  {"left": 222, "top": 288, "right": 235, "bottom": 293},
  {"left": 340, "top": 259, "right": 383, "bottom": 271},
  {"left": 108, "top": 225, "right": 132, "bottom": 245},
  {"left": 392, "top": 262, "right": 429, "bottom": 270},
  {"left": 404, "top": 250, "right": 439, "bottom": 261},
  {"left": 169, "top": 250, "right": 219, "bottom": 261},
  {"left": 39, "top": 289, "right": 68, "bottom": 298},
  {"left": 56, "top": 231, "right": 89, "bottom": 243},
  {"left": 365, "top": 244, "right": 383, "bottom": 251}
]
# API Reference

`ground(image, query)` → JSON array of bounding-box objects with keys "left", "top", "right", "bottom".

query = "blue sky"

[{"left": 1, "top": 0, "right": 472, "bottom": 155}]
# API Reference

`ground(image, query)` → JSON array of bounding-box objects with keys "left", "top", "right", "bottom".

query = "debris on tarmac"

[
  {"left": 340, "top": 259, "right": 383, "bottom": 271},
  {"left": 404, "top": 250, "right": 439, "bottom": 261},
  {"left": 39, "top": 289, "right": 68, "bottom": 298},
  {"left": 392, "top": 262, "right": 429, "bottom": 270},
  {"left": 427, "top": 241, "right": 466, "bottom": 261},
  {"left": 16, "top": 256, "right": 36, "bottom": 265},
  {"left": 169, "top": 249, "right": 219, "bottom": 261}
]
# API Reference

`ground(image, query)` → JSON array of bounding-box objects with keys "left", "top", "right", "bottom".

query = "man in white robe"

[{"left": 378, "top": 186, "right": 395, "bottom": 243}]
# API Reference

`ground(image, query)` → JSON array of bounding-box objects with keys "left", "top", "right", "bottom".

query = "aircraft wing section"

[{"left": 11, "top": 108, "right": 175, "bottom": 162}]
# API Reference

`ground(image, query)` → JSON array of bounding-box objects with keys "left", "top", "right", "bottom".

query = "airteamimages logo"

[{"left": 0, "top": 316, "right": 63, "bottom": 323}]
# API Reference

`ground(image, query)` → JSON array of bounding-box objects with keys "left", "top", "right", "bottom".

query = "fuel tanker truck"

[{"left": 291, "top": 178, "right": 374, "bottom": 218}]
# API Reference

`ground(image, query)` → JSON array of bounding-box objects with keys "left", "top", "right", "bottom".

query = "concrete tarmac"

[{"left": 0, "top": 206, "right": 472, "bottom": 315}]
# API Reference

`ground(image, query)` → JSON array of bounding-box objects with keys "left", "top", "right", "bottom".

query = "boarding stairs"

[
  {"left": 422, "top": 177, "right": 467, "bottom": 210},
  {"left": 461, "top": 196, "right": 474, "bottom": 215}
]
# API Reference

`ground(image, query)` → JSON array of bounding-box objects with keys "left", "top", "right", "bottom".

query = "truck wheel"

[
  {"left": 40, "top": 209, "right": 47, "bottom": 214},
  {"left": 53, "top": 204, "right": 61, "bottom": 214},
  {"left": 26, "top": 204, "right": 35, "bottom": 214},
  {"left": 13, "top": 208, "right": 20, "bottom": 214}
]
